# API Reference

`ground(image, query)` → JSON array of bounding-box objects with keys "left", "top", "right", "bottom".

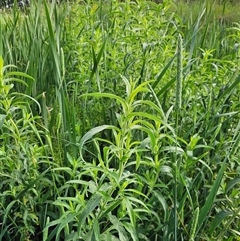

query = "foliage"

[
  {"left": 0, "top": 57, "right": 52, "bottom": 240},
  {"left": 0, "top": 0, "right": 240, "bottom": 240}
]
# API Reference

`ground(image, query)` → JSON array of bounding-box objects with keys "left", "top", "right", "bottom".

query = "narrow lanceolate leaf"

[
  {"left": 89, "top": 38, "right": 107, "bottom": 84},
  {"left": 108, "top": 213, "right": 129, "bottom": 241},
  {"left": 43, "top": 0, "right": 61, "bottom": 80},
  {"left": 77, "top": 193, "right": 102, "bottom": 236},
  {"left": 0, "top": 114, "right": 6, "bottom": 129},
  {"left": 216, "top": 74, "right": 240, "bottom": 103},
  {"left": 98, "top": 198, "right": 123, "bottom": 219},
  {"left": 153, "top": 191, "right": 169, "bottom": 222},
  {"left": 150, "top": 53, "right": 176, "bottom": 92},
  {"left": 93, "top": 219, "right": 101, "bottom": 241},
  {"left": 43, "top": 216, "right": 50, "bottom": 241},
  {"left": 209, "top": 210, "right": 233, "bottom": 234},
  {"left": 225, "top": 177, "right": 240, "bottom": 193},
  {"left": 78, "top": 125, "right": 118, "bottom": 160},
  {"left": 81, "top": 92, "right": 126, "bottom": 107},
  {"left": 0, "top": 56, "right": 4, "bottom": 78},
  {"left": 15, "top": 168, "right": 50, "bottom": 200},
  {"left": 2, "top": 200, "right": 18, "bottom": 228},
  {"left": 55, "top": 213, "right": 75, "bottom": 240}
]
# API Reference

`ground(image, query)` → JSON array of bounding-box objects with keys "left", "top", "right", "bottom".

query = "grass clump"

[{"left": 0, "top": 0, "right": 240, "bottom": 240}]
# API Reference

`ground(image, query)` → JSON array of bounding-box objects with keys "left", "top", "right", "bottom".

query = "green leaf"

[
  {"left": 78, "top": 125, "right": 118, "bottom": 160},
  {"left": 152, "top": 54, "right": 176, "bottom": 90},
  {"left": 124, "top": 198, "right": 136, "bottom": 227},
  {"left": 0, "top": 56, "right": 3, "bottom": 77},
  {"left": 0, "top": 114, "right": 6, "bottom": 129},
  {"left": 217, "top": 75, "right": 240, "bottom": 102},
  {"left": 5, "top": 71, "right": 34, "bottom": 81},
  {"left": 99, "top": 199, "right": 123, "bottom": 219},
  {"left": 45, "top": 224, "right": 59, "bottom": 241},
  {"left": 89, "top": 38, "right": 107, "bottom": 84},
  {"left": 1, "top": 200, "right": 18, "bottom": 229},
  {"left": 153, "top": 191, "right": 169, "bottom": 222},
  {"left": 56, "top": 213, "right": 76, "bottom": 240},
  {"left": 225, "top": 177, "right": 240, "bottom": 193},
  {"left": 77, "top": 193, "right": 102, "bottom": 236},
  {"left": 108, "top": 213, "right": 129, "bottom": 241},
  {"left": 81, "top": 92, "right": 126, "bottom": 107},
  {"left": 209, "top": 210, "right": 233, "bottom": 234},
  {"left": 93, "top": 219, "right": 101, "bottom": 241},
  {"left": 15, "top": 168, "right": 50, "bottom": 200},
  {"left": 196, "top": 162, "right": 226, "bottom": 234}
]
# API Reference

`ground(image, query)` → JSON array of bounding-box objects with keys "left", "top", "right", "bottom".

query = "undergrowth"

[{"left": 0, "top": 0, "right": 240, "bottom": 240}]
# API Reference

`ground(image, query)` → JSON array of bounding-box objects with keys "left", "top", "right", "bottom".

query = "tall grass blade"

[
  {"left": 217, "top": 74, "right": 240, "bottom": 102},
  {"left": 187, "top": 7, "right": 206, "bottom": 65},
  {"left": 89, "top": 38, "right": 107, "bottom": 85},
  {"left": 145, "top": 54, "right": 176, "bottom": 99},
  {"left": 43, "top": 216, "right": 50, "bottom": 241},
  {"left": 196, "top": 161, "right": 226, "bottom": 234},
  {"left": 156, "top": 63, "right": 192, "bottom": 98},
  {"left": 99, "top": 199, "right": 123, "bottom": 219},
  {"left": 43, "top": 0, "right": 78, "bottom": 158}
]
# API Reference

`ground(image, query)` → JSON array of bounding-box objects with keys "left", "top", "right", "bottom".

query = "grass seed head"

[{"left": 176, "top": 33, "right": 183, "bottom": 110}]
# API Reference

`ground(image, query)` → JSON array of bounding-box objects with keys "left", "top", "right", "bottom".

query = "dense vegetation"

[{"left": 0, "top": 0, "right": 240, "bottom": 240}]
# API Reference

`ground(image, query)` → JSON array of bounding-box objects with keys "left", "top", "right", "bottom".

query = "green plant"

[
  {"left": 0, "top": 0, "right": 240, "bottom": 240},
  {"left": 0, "top": 56, "right": 52, "bottom": 240},
  {"left": 43, "top": 76, "right": 174, "bottom": 240}
]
